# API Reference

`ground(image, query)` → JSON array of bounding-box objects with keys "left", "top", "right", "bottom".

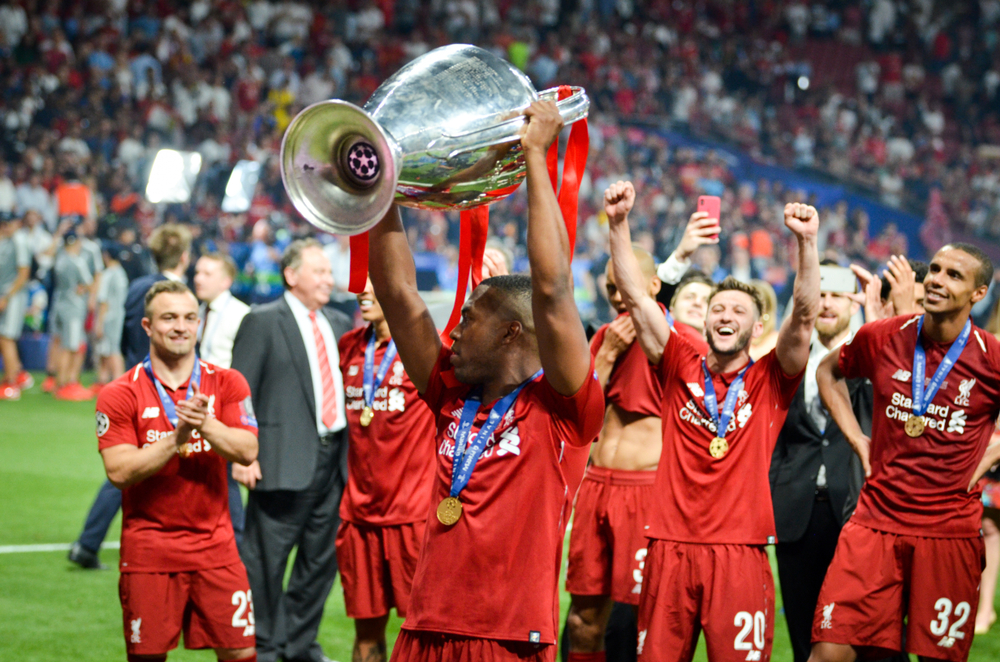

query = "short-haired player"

[
  {"left": 96, "top": 280, "right": 259, "bottom": 662},
  {"left": 607, "top": 179, "right": 821, "bottom": 662},
  {"left": 811, "top": 243, "right": 1000, "bottom": 662}
]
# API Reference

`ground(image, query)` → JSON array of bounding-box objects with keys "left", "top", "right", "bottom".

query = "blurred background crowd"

[{"left": 2, "top": 0, "right": 1000, "bottom": 371}]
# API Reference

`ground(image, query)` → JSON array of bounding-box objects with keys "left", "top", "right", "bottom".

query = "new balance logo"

[
  {"left": 348, "top": 365, "right": 359, "bottom": 376},
  {"left": 891, "top": 370, "right": 911, "bottom": 382},
  {"left": 141, "top": 407, "right": 160, "bottom": 419},
  {"left": 687, "top": 382, "right": 705, "bottom": 397},
  {"left": 937, "top": 636, "right": 956, "bottom": 648},
  {"left": 745, "top": 651, "right": 762, "bottom": 661},
  {"left": 820, "top": 603, "right": 835, "bottom": 629}
]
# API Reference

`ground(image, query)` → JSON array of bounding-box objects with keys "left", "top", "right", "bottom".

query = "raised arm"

[
  {"left": 774, "top": 203, "right": 820, "bottom": 376},
  {"left": 521, "top": 101, "right": 591, "bottom": 396},
  {"left": 817, "top": 349, "right": 871, "bottom": 477},
  {"left": 367, "top": 205, "right": 441, "bottom": 393},
  {"left": 606, "top": 181, "right": 670, "bottom": 364}
]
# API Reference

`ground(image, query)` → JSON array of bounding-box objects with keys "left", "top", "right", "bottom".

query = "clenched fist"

[
  {"left": 604, "top": 180, "right": 636, "bottom": 227},
  {"left": 783, "top": 202, "right": 819, "bottom": 239}
]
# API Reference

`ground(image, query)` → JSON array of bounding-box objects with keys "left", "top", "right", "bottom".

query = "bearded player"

[
  {"left": 565, "top": 242, "right": 708, "bottom": 661},
  {"left": 367, "top": 100, "right": 604, "bottom": 661},
  {"left": 607, "top": 180, "right": 820, "bottom": 662},
  {"left": 335, "top": 279, "right": 437, "bottom": 662},
  {"left": 811, "top": 243, "right": 1000, "bottom": 662},
  {"left": 96, "top": 280, "right": 259, "bottom": 662}
]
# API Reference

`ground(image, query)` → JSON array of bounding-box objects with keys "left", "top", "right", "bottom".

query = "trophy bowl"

[{"left": 280, "top": 43, "right": 589, "bottom": 235}]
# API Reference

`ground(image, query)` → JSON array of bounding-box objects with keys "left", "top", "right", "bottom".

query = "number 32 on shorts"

[
  {"left": 929, "top": 598, "right": 970, "bottom": 649},
  {"left": 232, "top": 590, "right": 256, "bottom": 637},
  {"left": 734, "top": 611, "right": 766, "bottom": 661}
]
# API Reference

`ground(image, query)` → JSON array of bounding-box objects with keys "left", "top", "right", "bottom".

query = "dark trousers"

[
  {"left": 776, "top": 495, "right": 842, "bottom": 662},
  {"left": 560, "top": 602, "right": 638, "bottom": 662},
  {"left": 241, "top": 437, "right": 345, "bottom": 662},
  {"left": 77, "top": 470, "right": 247, "bottom": 553}
]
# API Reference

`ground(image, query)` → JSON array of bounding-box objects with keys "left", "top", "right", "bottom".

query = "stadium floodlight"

[
  {"left": 145, "top": 149, "right": 203, "bottom": 204},
  {"left": 797, "top": 76, "right": 810, "bottom": 91},
  {"left": 221, "top": 160, "right": 262, "bottom": 213}
]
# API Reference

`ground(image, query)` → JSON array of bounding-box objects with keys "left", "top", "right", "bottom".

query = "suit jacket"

[
  {"left": 231, "top": 295, "right": 353, "bottom": 491},
  {"left": 198, "top": 290, "right": 251, "bottom": 369},
  {"left": 769, "top": 376, "right": 873, "bottom": 543},
  {"left": 121, "top": 272, "right": 167, "bottom": 369}
]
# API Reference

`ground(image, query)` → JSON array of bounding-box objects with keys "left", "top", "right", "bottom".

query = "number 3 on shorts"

[
  {"left": 232, "top": 590, "right": 256, "bottom": 636},
  {"left": 929, "top": 598, "right": 970, "bottom": 643}
]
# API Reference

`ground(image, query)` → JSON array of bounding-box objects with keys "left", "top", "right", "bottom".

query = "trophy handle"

[{"left": 432, "top": 86, "right": 590, "bottom": 159}]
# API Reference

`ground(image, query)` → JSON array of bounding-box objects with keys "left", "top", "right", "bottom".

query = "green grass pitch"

[{"left": 2, "top": 372, "right": 998, "bottom": 661}]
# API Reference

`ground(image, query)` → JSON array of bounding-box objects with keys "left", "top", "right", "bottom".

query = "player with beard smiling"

[{"left": 605, "top": 179, "right": 821, "bottom": 662}]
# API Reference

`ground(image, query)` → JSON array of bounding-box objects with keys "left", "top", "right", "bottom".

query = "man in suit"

[
  {"left": 194, "top": 252, "right": 252, "bottom": 544},
  {"left": 769, "top": 265, "right": 862, "bottom": 662},
  {"left": 67, "top": 223, "right": 192, "bottom": 569},
  {"left": 232, "top": 238, "right": 351, "bottom": 662}
]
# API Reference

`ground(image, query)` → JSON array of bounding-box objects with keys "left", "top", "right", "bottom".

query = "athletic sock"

[
  {"left": 568, "top": 653, "right": 606, "bottom": 662},
  {"left": 128, "top": 655, "right": 165, "bottom": 662}
]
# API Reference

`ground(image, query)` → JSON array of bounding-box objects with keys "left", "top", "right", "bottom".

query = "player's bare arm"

[
  {"left": 522, "top": 100, "right": 592, "bottom": 396},
  {"left": 816, "top": 349, "right": 871, "bottom": 478},
  {"left": 606, "top": 180, "right": 670, "bottom": 364},
  {"left": 594, "top": 316, "right": 636, "bottom": 388},
  {"left": 175, "top": 383, "right": 258, "bottom": 465},
  {"left": 774, "top": 203, "right": 821, "bottom": 376},
  {"left": 100, "top": 422, "right": 194, "bottom": 489},
  {"left": 368, "top": 204, "right": 441, "bottom": 394},
  {"left": 970, "top": 430, "right": 1000, "bottom": 490}
]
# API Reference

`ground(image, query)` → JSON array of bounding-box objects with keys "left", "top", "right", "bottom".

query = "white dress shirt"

[
  {"left": 198, "top": 290, "right": 250, "bottom": 369},
  {"left": 284, "top": 291, "right": 346, "bottom": 434}
]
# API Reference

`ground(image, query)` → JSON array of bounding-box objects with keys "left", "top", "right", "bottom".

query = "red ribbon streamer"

[{"left": 348, "top": 233, "right": 369, "bottom": 294}]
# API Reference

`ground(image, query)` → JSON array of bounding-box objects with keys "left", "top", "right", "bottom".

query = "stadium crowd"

[{"left": 3, "top": 2, "right": 1000, "bottom": 662}]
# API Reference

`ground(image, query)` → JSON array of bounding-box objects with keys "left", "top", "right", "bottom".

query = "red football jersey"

[
  {"left": 839, "top": 315, "right": 1000, "bottom": 537},
  {"left": 591, "top": 313, "right": 661, "bottom": 417},
  {"left": 673, "top": 320, "right": 710, "bottom": 356},
  {"left": 338, "top": 325, "right": 437, "bottom": 525},
  {"left": 96, "top": 360, "right": 258, "bottom": 573},
  {"left": 647, "top": 332, "right": 802, "bottom": 544},
  {"left": 403, "top": 347, "right": 604, "bottom": 644}
]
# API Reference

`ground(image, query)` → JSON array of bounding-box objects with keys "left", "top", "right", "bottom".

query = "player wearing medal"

[
  {"left": 606, "top": 180, "right": 820, "bottom": 662},
  {"left": 336, "top": 279, "right": 437, "bottom": 662},
  {"left": 810, "top": 243, "right": 1000, "bottom": 662},
  {"left": 367, "top": 100, "right": 604, "bottom": 661},
  {"left": 95, "top": 280, "right": 260, "bottom": 662}
]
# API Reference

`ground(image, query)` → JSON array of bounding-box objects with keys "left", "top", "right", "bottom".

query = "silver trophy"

[{"left": 280, "top": 43, "right": 589, "bottom": 235}]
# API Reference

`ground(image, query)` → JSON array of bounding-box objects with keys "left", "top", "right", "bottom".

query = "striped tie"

[{"left": 309, "top": 311, "right": 339, "bottom": 429}]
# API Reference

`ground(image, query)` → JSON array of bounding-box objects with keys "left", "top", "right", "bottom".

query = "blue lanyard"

[
  {"left": 363, "top": 331, "right": 398, "bottom": 409},
  {"left": 912, "top": 316, "right": 971, "bottom": 417},
  {"left": 665, "top": 308, "right": 675, "bottom": 328},
  {"left": 701, "top": 358, "right": 753, "bottom": 439},
  {"left": 449, "top": 369, "right": 543, "bottom": 498},
  {"left": 142, "top": 354, "right": 202, "bottom": 428}
]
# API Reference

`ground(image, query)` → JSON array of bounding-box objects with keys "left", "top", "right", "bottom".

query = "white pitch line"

[{"left": 0, "top": 541, "right": 120, "bottom": 554}]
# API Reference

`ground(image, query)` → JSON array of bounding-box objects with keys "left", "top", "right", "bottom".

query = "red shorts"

[
  {"left": 391, "top": 630, "right": 555, "bottom": 662},
  {"left": 118, "top": 563, "right": 255, "bottom": 655},
  {"left": 637, "top": 540, "right": 774, "bottom": 662},
  {"left": 812, "top": 521, "right": 985, "bottom": 662},
  {"left": 566, "top": 466, "right": 656, "bottom": 605},
  {"left": 335, "top": 519, "right": 426, "bottom": 619}
]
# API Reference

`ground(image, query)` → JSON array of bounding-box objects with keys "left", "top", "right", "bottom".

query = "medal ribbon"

[
  {"left": 912, "top": 316, "right": 971, "bottom": 417},
  {"left": 142, "top": 354, "right": 202, "bottom": 429},
  {"left": 363, "top": 331, "right": 398, "bottom": 410},
  {"left": 449, "top": 369, "right": 543, "bottom": 498},
  {"left": 701, "top": 358, "right": 753, "bottom": 438}
]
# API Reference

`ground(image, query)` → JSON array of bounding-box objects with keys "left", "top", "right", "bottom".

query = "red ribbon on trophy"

[{"left": 346, "top": 85, "right": 589, "bottom": 346}]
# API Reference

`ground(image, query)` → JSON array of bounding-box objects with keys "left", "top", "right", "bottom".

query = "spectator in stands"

[
  {"left": 47, "top": 225, "right": 94, "bottom": 401},
  {"left": 92, "top": 243, "right": 128, "bottom": 392}
]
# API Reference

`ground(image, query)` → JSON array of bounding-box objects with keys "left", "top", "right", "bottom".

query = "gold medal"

[
  {"left": 360, "top": 406, "right": 374, "bottom": 427},
  {"left": 436, "top": 497, "right": 463, "bottom": 526},
  {"left": 905, "top": 415, "right": 926, "bottom": 438},
  {"left": 709, "top": 436, "right": 729, "bottom": 458}
]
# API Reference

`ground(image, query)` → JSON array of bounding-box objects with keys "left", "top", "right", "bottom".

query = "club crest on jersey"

[
  {"left": 130, "top": 618, "right": 142, "bottom": 643},
  {"left": 954, "top": 378, "right": 975, "bottom": 407},
  {"left": 141, "top": 406, "right": 160, "bottom": 419}
]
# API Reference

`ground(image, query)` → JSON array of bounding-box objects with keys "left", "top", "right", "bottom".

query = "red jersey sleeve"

[
  {"left": 215, "top": 368, "right": 258, "bottom": 433},
  {"left": 590, "top": 323, "right": 608, "bottom": 360},
  {"left": 536, "top": 361, "right": 605, "bottom": 447},
  {"left": 96, "top": 382, "right": 139, "bottom": 451},
  {"left": 839, "top": 316, "right": 908, "bottom": 380}
]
